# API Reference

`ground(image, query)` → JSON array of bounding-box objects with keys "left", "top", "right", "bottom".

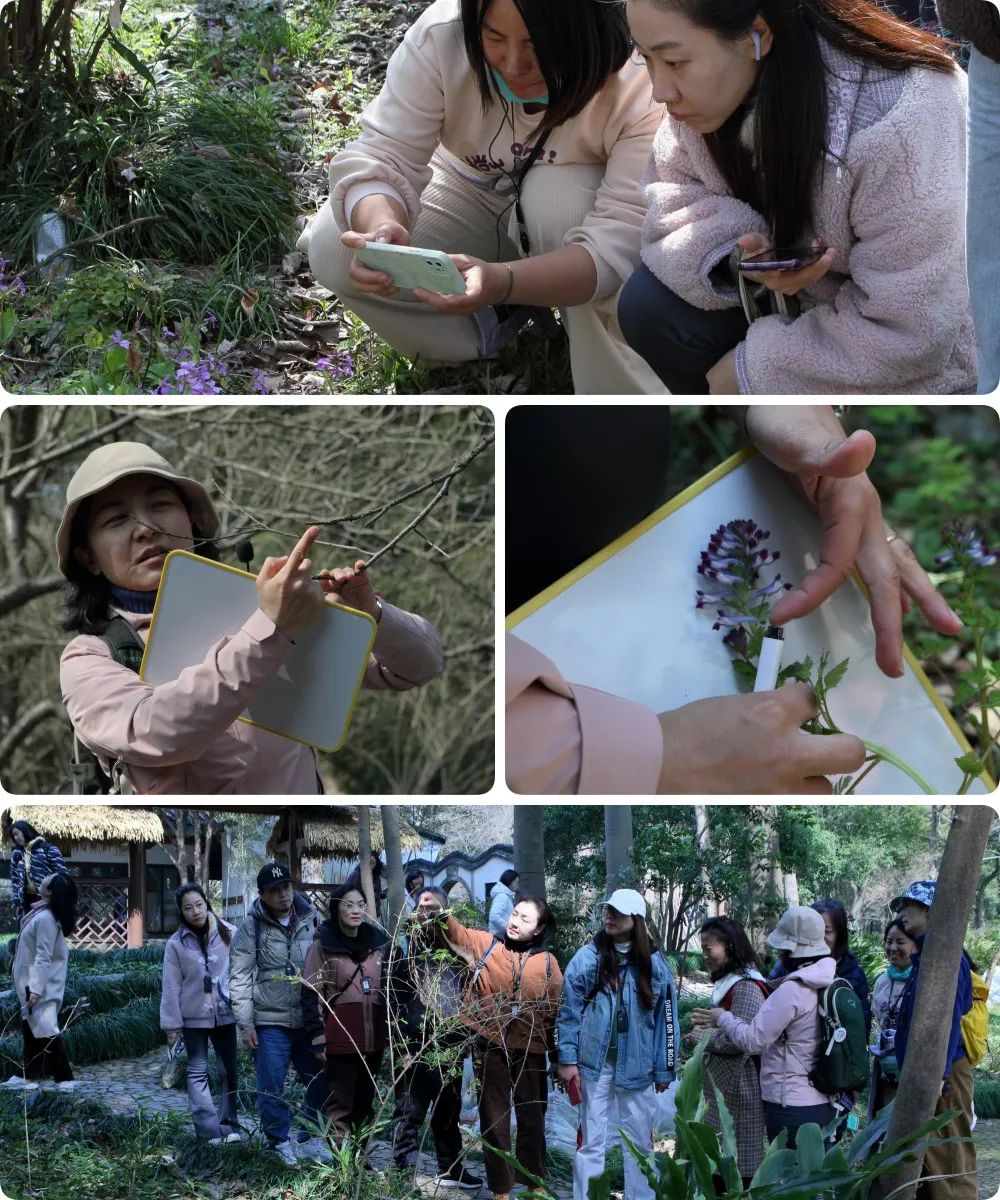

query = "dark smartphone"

[
  {"left": 567, "top": 1075, "right": 582, "bottom": 1106},
  {"left": 737, "top": 244, "right": 827, "bottom": 272}
]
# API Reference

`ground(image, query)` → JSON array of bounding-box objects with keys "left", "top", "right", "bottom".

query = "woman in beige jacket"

[{"left": 301, "top": 0, "right": 665, "bottom": 394}]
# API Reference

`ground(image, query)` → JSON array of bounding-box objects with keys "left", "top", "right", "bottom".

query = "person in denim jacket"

[{"left": 556, "top": 889, "right": 680, "bottom": 1200}]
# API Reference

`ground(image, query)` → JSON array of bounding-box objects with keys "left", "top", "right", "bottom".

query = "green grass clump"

[{"left": 0, "top": 968, "right": 162, "bottom": 1029}]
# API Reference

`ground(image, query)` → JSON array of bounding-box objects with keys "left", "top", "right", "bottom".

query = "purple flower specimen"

[
  {"left": 936, "top": 520, "right": 997, "bottom": 569},
  {"left": 0, "top": 258, "right": 26, "bottom": 296},
  {"left": 696, "top": 518, "right": 790, "bottom": 617},
  {"left": 251, "top": 368, "right": 271, "bottom": 394},
  {"left": 315, "top": 350, "right": 355, "bottom": 378},
  {"left": 111, "top": 329, "right": 131, "bottom": 349}
]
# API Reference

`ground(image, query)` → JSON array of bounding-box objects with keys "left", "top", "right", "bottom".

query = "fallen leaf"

[
  {"left": 126, "top": 341, "right": 143, "bottom": 374},
  {"left": 240, "top": 290, "right": 259, "bottom": 315}
]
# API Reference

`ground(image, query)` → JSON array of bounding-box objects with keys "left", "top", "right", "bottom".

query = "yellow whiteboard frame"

[{"left": 141, "top": 550, "right": 377, "bottom": 753}]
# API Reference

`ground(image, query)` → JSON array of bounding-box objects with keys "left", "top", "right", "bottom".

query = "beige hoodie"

[{"left": 328, "top": 0, "right": 663, "bottom": 300}]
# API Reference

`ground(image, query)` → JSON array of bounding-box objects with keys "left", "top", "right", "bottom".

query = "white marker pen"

[{"left": 754, "top": 625, "right": 784, "bottom": 692}]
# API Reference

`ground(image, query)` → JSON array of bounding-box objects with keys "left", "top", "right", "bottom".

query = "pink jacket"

[
  {"left": 506, "top": 635, "right": 662, "bottom": 795},
  {"left": 61, "top": 602, "right": 444, "bottom": 795},
  {"left": 640, "top": 39, "right": 976, "bottom": 394},
  {"left": 717, "top": 956, "right": 837, "bottom": 1107}
]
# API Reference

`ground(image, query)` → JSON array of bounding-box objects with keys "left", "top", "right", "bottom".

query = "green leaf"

[
  {"left": 793, "top": 1122, "right": 824, "bottom": 1175},
  {"left": 106, "top": 32, "right": 157, "bottom": 87},
  {"left": 824, "top": 657, "right": 850, "bottom": 690},
  {"left": 955, "top": 753, "right": 984, "bottom": 776},
  {"left": 779, "top": 659, "right": 813, "bottom": 685},
  {"left": 675, "top": 1118, "right": 719, "bottom": 1198},
  {"left": 585, "top": 1173, "right": 613, "bottom": 1200},
  {"left": 674, "top": 1032, "right": 707, "bottom": 1121},
  {"left": 710, "top": 1081, "right": 739, "bottom": 1164},
  {"left": 0, "top": 305, "right": 14, "bottom": 346}
]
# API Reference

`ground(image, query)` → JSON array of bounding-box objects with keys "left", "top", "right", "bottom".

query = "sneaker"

[
  {"left": 56, "top": 1080, "right": 78, "bottom": 1092},
  {"left": 269, "top": 1140, "right": 300, "bottom": 1168},
  {"left": 206, "top": 1137, "right": 223, "bottom": 1146},
  {"left": 435, "top": 1166, "right": 483, "bottom": 1191},
  {"left": 223, "top": 1130, "right": 244, "bottom": 1144},
  {"left": 294, "top": 1135, "right": 334, "bottom": 1164}
]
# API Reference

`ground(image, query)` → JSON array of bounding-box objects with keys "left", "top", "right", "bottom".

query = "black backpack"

[
  {"left": 786, "top": 977, "right": 869, "bottom": 1095},
  {"left": 68, "top": 617, "right": 144, "bottom": 794}
]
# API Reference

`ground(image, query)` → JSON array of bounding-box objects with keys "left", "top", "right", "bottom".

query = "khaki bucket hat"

[
  {"left": 56, "top": 441, "right": 220, "bottom": 576},
  {"left": 765, "top": 906, "right": 830, "bottom": 959}
]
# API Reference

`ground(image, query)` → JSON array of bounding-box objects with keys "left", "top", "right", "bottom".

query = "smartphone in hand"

[
  {"left": 737, "top": 244, "right": 828, "bottom": 273},
  {"left": 355, "top": 242, "right": 467, "bottom": 295},
  {"left": 568, "top": 1075, "right": 583, "bottom": 1106}
]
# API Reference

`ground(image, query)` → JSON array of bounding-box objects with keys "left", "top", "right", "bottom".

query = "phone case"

[
  {"left": 568, "top": 1075, "right": 582, "bottom": 1105},
  {"left": 356, "top": 243, "right": 467, "bottom": 295}
]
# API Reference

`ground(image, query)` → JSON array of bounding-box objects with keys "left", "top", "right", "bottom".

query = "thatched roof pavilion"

[
  {"left": 1, "top": 805, "right": 164, "bottom": 849},
  {"left": 267, "top": 807, "right": 422, "bottom": 861}
]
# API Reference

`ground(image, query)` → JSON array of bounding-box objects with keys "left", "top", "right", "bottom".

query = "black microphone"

[{"left": 235, "top": 540, "right": 255, "bottom": 571}]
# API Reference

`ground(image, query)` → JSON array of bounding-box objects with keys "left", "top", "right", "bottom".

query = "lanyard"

[{"left": 510, "top": 131, "right": 551, "bottom": 256}]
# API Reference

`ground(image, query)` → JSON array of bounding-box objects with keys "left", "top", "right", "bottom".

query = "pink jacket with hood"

[
  {"left": 716, "top": 955, "right": 837, "bottom": 1107},
  {"left": 61, "top": 602, "right": 443, "bottom": 795}
]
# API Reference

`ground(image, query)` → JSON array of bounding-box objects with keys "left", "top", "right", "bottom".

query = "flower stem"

[
  {"left": 862, "top": 741, "right": 936, "bottom": 795},
  {"left": 844, "top": 755, "right": 881, "bottom": 795}
]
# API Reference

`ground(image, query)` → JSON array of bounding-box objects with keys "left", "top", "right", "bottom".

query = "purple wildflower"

[
  {"left": 111, "top": 329, "right": 131, "bottom": 350},
  {"left": 171, "top": 350, "right": 227, "bottom": 395},
  {"left": 203, "top": 312, "right": 219, "bottom": 332},
  {"left": 315, "top": 350, "right": 355, "bottom": 378},
  {"left": 0, "top": 258, "right": 26, "bottom": 297},
  {"left": 696, "top": 518, "right": 793, "bottom": 649},
  {"left": 162, "top": 326, "right": 176, "bottom": 339},
  {"left": 251, "top": 368, "right": 271, "bottom": 394},
  {"left": 936, "top": 520, "right": 997, "bottom": 569}
]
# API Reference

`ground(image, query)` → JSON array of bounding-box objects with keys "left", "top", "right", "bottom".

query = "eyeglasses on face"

[{"left": 339, "top": 900, "right": 366, "bottom": 912}]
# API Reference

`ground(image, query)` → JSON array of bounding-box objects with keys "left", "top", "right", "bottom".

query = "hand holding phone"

[
  {"left": 737, "top": 244, "right": 829, "bottom": 273},
  {"left": 342, "top": 214, "right": 411, "bottom": 297},
  {"left": 735, "top": 233, "right": 835, "bottom": 297},
  {"left": 567, "top": 1075, "right": 583, "bottom": 1106},
  {"left": 355, "top": 242, "right": 468, "bottom": 296}
]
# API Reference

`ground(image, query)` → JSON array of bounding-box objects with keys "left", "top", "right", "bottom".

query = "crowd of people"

[
  {"left": 0, "top": 835, "right": 984, "bottom": 1200},
  {"left": 299, "top": 0, "right": 998, "bottom": 394}
]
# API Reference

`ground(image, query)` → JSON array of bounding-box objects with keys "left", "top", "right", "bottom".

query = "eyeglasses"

[{"left": 339, "top": 901, "right": 366, "bottom": 912}]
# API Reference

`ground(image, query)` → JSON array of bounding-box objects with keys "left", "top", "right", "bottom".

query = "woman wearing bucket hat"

[
  {"left": 690, "top": 905, "right": 836, "bottom": 1149},
  {"left": 557, "top": 888, "right": 680, "bottom": 1200},
  {"left": 891, "top": 880, "right": 977, "bottom": 1200},
  {"left": 57, "top": 441, "right": 444, "bottom": 795}
]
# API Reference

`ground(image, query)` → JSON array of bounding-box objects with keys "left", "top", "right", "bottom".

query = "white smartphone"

[{"left": 355, "top": 242, "right": 467, "bottom": 295}]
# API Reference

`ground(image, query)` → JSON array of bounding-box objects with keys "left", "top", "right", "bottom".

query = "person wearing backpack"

[
  {"left": 228, "top": 863, "right": 331, "bottom": 1168},
  {"left": 768, "top": 899, "right": 872, "bottom": 1037},
  {"left": 691, "top": 906, "right": 866, "bottom": 1149},
  {"left": 868, "top": 917, "right": 918, "bottom": 1118},
  {"left": 301, "top": 883, "right": 390, "bottom": 1144},
  {"left": 56, "top": 441, "right": 444, "bottom": 795},
  {"left": 689, "top": 916, "right": 768, "bottom": 1185},
  {"left": 159, "top": 884, "right": 241, "bottom": 1144},
  {"left": 431, "top": 896, "right": 563, "bottom": 1200},
  {"left": 892, "top": 880, "right": 977, "bottom": 1200},
  {"left": 9, "top": 821, "right": 69, "bottom": 917},
  {"left": 556, "top": 889, "right": 680, "bottom": 1200}
]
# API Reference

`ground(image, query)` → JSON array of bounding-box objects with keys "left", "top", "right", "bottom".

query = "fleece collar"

[
  {"left": 319, "top": 918, "right": 388, "bottom": 959},
  {"left": 817, "top": 36, "right": 869, "bottom": 170}
]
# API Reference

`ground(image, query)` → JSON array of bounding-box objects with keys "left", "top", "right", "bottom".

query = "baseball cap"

[
  {"left": 603, "top": 889, "right": 647, "bottom": 918},
  {"left": 257, "top": 862, "right": 296, "bottom": 891}
]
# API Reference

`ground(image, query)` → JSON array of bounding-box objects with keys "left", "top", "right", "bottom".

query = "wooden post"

[
  {"left": 287, "top": 807, "right": 302, "bottom": 880},
  {"left": 127, "top": 842, "right": 145, "bottom": 949}
]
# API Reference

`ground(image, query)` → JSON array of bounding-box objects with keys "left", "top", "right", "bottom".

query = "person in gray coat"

[
  {"left": 488, "top": 870, "right": 520, "bottom": 939},
  {"left": 5, "top": 875, "right": 77, "bottom": 1091},
  {"left": 227, "top": 863, "right": 331, "bottom": 1167},
  {"left": 160, "top": 884, "right": 240, "bottom": 1143}
]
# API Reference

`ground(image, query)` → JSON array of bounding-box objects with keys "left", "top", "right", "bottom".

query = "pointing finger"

[{"left": 282, "top": 526, "right": 320, "bottom": 577}]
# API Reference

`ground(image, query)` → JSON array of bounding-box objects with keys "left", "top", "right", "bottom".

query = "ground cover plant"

[{"left": 0, "top": 0, "right": 571, "bottom": 394}]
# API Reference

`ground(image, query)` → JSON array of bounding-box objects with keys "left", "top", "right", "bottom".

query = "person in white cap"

[
  {"left": 556, "top": 888, "right": 680, "bottom": 1200},
  {"left": 56, "top": 441, "right": 444, "bottom": 795},
  {"left": 690, "top": 906, "right": 836, "bottom": 1149}
]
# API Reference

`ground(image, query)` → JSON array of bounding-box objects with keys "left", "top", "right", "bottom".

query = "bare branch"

[
  {"left": 0, "top": 574, "right": 64, "bottom": 619},
  {"left": 0, "top": 700, "right": 69, "bottom": 769}
]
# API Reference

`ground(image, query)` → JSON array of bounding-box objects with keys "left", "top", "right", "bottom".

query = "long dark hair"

[
  {"left": 647, "top": 0, "right": 956, "bottom": 244},
  {"left": 700, "top": 916, "right": 760, "bottom": 975},
  {"left": 62, "top": 486, "right": 220, "bottom": 635},
  {"left": 47, "top": 875, "right": 78, "bottom": 937},
  {"left": 812, "top": 898, "right": 849, "bottom": 961},
  {"left": 591, "top": 915, "right": 655, "bottom": 1010},
  {"left": 461, "top": 0, "right": 632, "bottom": 140},
  {"left": 175, "top": 883, "right": 231, "bottom": 945},
  {"left": 509, "top": 894, "right": 556, "bottom": 946},
  {"left": 11, "top": 820, "right": 42, "bottom": 846}
]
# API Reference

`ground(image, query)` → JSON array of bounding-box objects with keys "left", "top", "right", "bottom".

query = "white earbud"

[{"left": 752, "top": 29, "right": 762, "bottom": 61}]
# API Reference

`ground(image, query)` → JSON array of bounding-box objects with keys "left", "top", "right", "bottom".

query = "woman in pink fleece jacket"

[
  {"left": 691, "top": 906, "right": 837, "bottom": 1149},
  {"left": 57, "top": 442, "right": 444, "bottom": 795},
  {"left": 617, "top": 0, "right": 977, "bottom": 394}
]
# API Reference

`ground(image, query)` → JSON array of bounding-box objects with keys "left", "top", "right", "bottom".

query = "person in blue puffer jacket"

[
  {"left": 9, "top": 821, "right": 68, "bottom": 917},
  {"left": 556, "top": 888, "right": 681, "bottom": 1200}
]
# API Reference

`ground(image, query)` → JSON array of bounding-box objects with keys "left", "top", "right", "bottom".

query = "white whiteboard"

[
  {"left": 509, "top": 450, "right": 991, "bottom": 796},
  {"left": 141, "top": 551, "right": 376, "bottom": 752}
]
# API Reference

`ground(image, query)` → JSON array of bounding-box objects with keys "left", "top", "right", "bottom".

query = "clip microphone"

[{"left": 235, "top": 540, "right": 255, "bottom": 572}]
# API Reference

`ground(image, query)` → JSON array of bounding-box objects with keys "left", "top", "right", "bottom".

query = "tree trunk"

[
  {"left": 513, "top": 807, "right": 546, "bottom": 899},
  {"left": 605, "top": 805, "right": 636, "bottom": 894},
  {"left": 929, "top": 804, "right": 941, "bottom": 869},
  {"left": 694, "top": 805, "right": 716, "bottom": 916},
  {"left": 381, "top": 805, "right": 406, "bottom": 939},
  {"left": 200, "top": 821, "right": 213, "bottom": 891},
  {"left": 357, "top": 806, "right": 376, "bottom": 916},
  {"left": 783, "top": 870, "right": 800, "bottom": 907},
  {"left": 871, "top": 805, "right": 994, "bottom": 1200}
]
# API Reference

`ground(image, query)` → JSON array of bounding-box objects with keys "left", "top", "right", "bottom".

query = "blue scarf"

[
  {"left": 886, "top": 963, "right": 912, "bottom": 981},
  {"left": 110, "top": 585, "right": 157, "bottom": 614}
]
